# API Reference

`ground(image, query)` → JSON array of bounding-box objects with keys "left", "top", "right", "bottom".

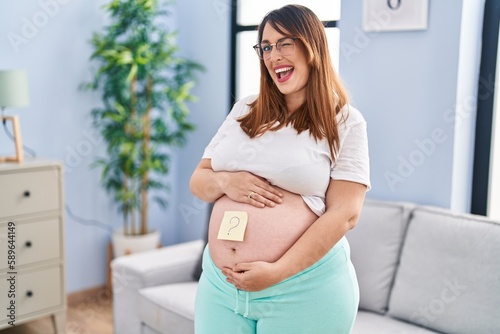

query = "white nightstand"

[{"left": 0, "top": 161, "right": 66, "bottom": 332}]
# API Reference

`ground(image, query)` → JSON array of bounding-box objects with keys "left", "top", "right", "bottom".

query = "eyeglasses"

[{"left": 253, "top": 37, "right": 298, "bottom": 60}]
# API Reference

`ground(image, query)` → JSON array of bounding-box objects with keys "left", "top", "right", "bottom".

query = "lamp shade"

[{"left": 0, "top": 69, "right": 30, "bottom": 108}]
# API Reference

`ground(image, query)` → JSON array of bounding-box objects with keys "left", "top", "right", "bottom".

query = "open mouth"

[{"left": 275, "top": 66, "right": 294, "bottom": 82}]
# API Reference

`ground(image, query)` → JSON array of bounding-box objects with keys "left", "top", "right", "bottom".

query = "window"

[{"left": 471, "top": 0, "right": 500, "bottom": 218}]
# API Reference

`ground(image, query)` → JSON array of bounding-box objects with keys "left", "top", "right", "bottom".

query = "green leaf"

[{"left": 83, "top": 0, "right": 202, "bottom": 233}]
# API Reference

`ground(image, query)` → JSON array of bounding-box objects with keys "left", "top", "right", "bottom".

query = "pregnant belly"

[{"left": 208, "top": 188, "right": 318, "bottom": 270}]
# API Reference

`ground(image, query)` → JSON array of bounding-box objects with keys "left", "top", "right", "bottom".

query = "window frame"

[{"left": 471, "top": 0, "right": 500, "bottom": 215}]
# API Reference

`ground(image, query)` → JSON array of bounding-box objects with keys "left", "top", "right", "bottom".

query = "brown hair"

[{"left": 238, "top": 4, "right": 349, "bottom": 159}]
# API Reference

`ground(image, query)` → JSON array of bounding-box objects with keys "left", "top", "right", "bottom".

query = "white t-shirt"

[{"left": 203, "top": 95, "right": 370, "bottom": 216}]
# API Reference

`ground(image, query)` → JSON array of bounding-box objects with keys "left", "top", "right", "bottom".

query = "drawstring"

[
  {"left": 234, "top": 289, "right": 250, "bottom": 318},
  {"left": 234, "top": 289, "right": 239, "bottom": 314},
  {"left": 244, "top": 291, "right": 249, "bottom": 318}
]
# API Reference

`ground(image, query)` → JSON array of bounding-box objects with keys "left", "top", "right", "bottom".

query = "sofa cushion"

[
  {"left": 346, "top": 199, "right": 413, "bottom": 314},
  {"left": 388, "top": 206, "right": 500, "bottom": 334},
  {"left": 352, "top": 311, "right": 440, "bottom": 334},
  {"left": 142, "top": 326, "right": 162, "bottom": 334},
  {"left": 138, "top": 282, "right": 197, "bottom": 334}
]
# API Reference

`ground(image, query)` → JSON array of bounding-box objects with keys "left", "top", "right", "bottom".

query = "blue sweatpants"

[{"left": 195, "top": 237, "right": 359, "bottom": 334}]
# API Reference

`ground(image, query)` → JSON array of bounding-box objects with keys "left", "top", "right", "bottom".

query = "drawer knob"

[
  {"left": 25, "top": 241, "right": 32, "bottom": 248},
  {"left": 23, "top": 190, "right": 31, "bottom": 197},
  {"left": 26, "top": 290, "right": 33, "bottom": 297}
]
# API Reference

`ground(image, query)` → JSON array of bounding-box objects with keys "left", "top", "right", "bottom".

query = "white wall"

[
  {"left": 450, "top": 0, "right": 484, "bottom": 212},
  {"left": 339, "top": 0, "right": 483, "bottom": 210},
  {"left": 0, "top": 0, "right": 230, "bottom": 293},
  {"left": 169, "top": 1, "right": 231, "bottom": 243}
]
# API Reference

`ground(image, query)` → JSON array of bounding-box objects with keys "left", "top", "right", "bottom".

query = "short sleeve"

[
  {"left": 330, "top": 119, "right": 371, "bottom": 191},
  {"left": 202, "top": 113, "right": 236, "bottom": 159},
  {"left": 202, "top": 95, "right": 255, "bottom": 159}
]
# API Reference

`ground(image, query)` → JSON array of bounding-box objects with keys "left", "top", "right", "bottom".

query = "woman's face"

[{"left": 261, "top": 23, "right": 310, "bottom": 107}]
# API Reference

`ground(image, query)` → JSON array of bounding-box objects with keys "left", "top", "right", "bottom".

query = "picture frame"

[{"left": 363, "top": 0, "right": 429, "bottom": 32}]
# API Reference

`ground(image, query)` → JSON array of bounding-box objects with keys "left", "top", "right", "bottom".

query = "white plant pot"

[{"left": 111, "top": 229, "right": 161, "bottom": 258}]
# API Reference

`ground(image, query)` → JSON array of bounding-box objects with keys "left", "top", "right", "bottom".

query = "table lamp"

[{"left": 0, "top": 69, "right": 30, "bottom": 163}]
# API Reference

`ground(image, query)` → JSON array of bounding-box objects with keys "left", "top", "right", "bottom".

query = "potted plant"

[{"left": 85, "top": 0, "right": 203, "bottom": 257}]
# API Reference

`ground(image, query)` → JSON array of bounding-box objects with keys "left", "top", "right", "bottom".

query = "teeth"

[{"left": 275, "top": 66, "right": 293, "bottom": 74}]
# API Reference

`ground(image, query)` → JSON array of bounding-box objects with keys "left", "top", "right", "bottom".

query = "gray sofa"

[{"left": 111, "top": 199, "right": 500, "bottom": 334}]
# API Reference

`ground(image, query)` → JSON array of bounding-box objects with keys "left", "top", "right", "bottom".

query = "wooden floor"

[{"left": 1, "top": 286, "right": 113, "bottom": 334}]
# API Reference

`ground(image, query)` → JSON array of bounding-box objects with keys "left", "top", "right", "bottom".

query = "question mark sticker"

[
  {"left": 217, "top": 211, "right": 248, "bottom": 242},
  {"left": 227, "top": 217, "right": 240, "bottom": 235}
]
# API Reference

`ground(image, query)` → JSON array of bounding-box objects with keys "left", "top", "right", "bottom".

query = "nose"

[{"left": 269, "top": 47, "right": 282, "bottom": 62}]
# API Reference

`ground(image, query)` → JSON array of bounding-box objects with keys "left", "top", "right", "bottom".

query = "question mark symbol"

[{"left": 227, "top": 217, "right": 240, "bottom": 235}]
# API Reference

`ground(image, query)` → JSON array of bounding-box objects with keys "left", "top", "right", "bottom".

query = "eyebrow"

[{"left": 260, "top": 36, "right": 292, "bottom": 44}]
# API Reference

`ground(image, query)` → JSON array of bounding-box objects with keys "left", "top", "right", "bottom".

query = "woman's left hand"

[{"left": 222, "top": 261, "right": 283, "bottom": 292}]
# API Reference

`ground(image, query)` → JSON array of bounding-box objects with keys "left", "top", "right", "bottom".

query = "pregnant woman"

[{"left": 190, "top": 5, "right": 370, "bottom": 334}]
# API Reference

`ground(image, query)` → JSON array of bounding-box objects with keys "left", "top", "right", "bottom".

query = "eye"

[
  {"left": 279, "top": 38, "right": 294, "bottom": 48},
  {"left": 262, "top": 44, "right": 272, "bottom": 52}
]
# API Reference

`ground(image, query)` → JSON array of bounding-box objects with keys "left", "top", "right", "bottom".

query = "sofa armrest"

[
  {"left": 111, "top": 239, "right": 204, "bottom": 334},
  {"left": 112, "top": 239, "right": 205, "bottom": 288}
]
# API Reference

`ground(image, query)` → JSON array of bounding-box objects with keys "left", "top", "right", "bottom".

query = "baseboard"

[{"left": 67, "top": 285, "right": 112, "bottom": 307}]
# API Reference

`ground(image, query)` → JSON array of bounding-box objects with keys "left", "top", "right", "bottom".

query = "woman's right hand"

[
  {"left": 221, "top": 171, "right": 283, "bottom": 208},
  {"left": 190, "top": 158, "right": 283, "bottom": 207}
]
